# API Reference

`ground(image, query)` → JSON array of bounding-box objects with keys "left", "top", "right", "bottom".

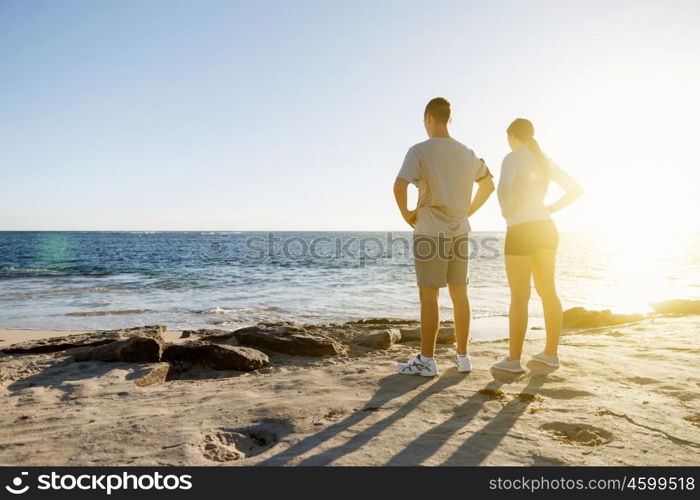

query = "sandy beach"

[{"left": 0, "top": 313, "right": 698, "bottom": 467}]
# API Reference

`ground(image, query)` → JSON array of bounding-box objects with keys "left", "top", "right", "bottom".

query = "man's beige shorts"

[{"left": 412, "top": 234, "right": 469, "bottom": 288}]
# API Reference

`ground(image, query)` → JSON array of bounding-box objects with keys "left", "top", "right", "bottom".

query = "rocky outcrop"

[
  {"left": 398, "top": 327, "right": 456, "bottom": 344},
  {"left": 257, "top": 321, "right": 305, "bottom": 329},
  {"left": 74, "top": 336, "right": 163, "bottom": 363},
  {"left": 180, "top": 329, "right": 228, "bottom": 339},
  {"left": 355, "top": 329, "right": 401, "bottom": 349},
  {"left": 233, "top": 324, "right": 345, "bottom": 357},
  {"left": 199, "top": 331, "right": 238, "bottom": 345},
  {"left": 651, "top": 300, "right": 700, "bottom": 316},
  {"left": 345, "top": 318, "right": 417, "bottom": 326},
  {"left": 1, "top": 325, "right": 166, "bottom": 356},
  {"left": 132, "top": 363, "right": 170, "bottom": 387},
  {"left": 562, "top": 308, "right": 645, "bottom": 328},
  {"left": 162, "top": 342, "right": 269, "bottom": 371}
]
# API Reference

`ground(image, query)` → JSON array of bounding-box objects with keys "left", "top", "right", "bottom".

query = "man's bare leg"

[
  {"left": 419, "top": 286, "right": 440, "bottom": 358},
  {"left": 448, "top": 284, "right": 470, "bottom": 355}
]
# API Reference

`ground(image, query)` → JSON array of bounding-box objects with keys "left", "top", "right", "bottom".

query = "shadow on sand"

[
  {"left": 261, "top": 361, "right": 558, "bottom": 466},
  {"left": 258, "top": 370, "right": 465, "bottom": 465}
]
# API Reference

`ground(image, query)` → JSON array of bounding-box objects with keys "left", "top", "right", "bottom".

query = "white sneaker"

[
  {"left": 492, "top": 355, "right": 525, "bottom": 373},
  {"left": 531, "top": 351, "right": 560, "bottom": 368},
  {"left": 397, "top": 354, "right": 438, "bottom": 377},
  {"left": 455, "top": 353, "right": 472, "bottom": 373}
]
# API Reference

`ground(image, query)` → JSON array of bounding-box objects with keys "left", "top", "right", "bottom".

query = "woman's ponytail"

[
  {"left": 507, "top": 118, "right": 550, "bottom": 190},
  {"left": 526, "top": 137, "right": 550, "bottom": 190}
]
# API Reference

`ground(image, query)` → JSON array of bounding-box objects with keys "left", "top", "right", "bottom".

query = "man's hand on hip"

[{"left": 402, "top": 209, "right": 417, "bottom": 228}]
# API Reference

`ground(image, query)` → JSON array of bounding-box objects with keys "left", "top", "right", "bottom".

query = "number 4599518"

[{"left": 626, "top": 477, "right": 695, "bottom": 490}]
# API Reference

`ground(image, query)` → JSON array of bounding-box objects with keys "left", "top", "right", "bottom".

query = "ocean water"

[{"left": 0, "top": 231, "right": 698, "bottom": 337}]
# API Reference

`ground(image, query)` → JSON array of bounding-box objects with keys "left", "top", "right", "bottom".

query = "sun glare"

[{"left": 590, "top": 228, "right": 697, "bottom": 313}]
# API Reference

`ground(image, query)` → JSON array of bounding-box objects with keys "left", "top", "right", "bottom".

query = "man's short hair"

[{"left": 424, "top": 97, "right": 450, "bottom": 124}]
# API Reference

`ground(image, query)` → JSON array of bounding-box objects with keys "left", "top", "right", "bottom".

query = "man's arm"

[
  {"left": 467, "top": 176, "right": 495, "bottom": 217},
  {"left": 393, "top": 177, "right": 416, "bottom": 227}
]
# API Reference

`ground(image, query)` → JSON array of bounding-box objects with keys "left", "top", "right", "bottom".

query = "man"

[{"left": 393, "top": 97, "right": 494, "bottom": 376}]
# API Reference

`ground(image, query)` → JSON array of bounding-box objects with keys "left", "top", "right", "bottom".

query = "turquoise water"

[{"left": 0, "top": 231, "right": 698, "bottom": 334}]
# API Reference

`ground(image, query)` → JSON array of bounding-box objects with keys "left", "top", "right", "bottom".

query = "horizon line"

[{"left": 1, "top": 229, "right": 698, "bottom": 235}]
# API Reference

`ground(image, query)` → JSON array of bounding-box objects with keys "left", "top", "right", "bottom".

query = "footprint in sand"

[
  {"left": 540, "top": 422, "right": 613, "bottom": 446},
  {"left": 199, "top": 421, "right": 290, "bottom": 462}
]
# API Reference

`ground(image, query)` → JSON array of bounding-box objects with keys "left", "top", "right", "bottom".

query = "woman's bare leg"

[
  {"left": 505, "top": 255, "right": 532, "bottom": 361},
  {"left": 532, "top": 249, "right": 562, "bottom": 356}
]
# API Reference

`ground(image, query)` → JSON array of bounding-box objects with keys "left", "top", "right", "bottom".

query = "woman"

[{"left": 493, "top": 118, "right": 583, "bottom": 373}]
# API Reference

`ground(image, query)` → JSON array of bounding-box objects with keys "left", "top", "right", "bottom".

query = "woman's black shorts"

[{"left": 504, "top": 219, "right": 559, "bottom": 256}]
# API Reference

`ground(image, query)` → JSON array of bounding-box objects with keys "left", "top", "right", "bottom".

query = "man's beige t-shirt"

[{"left": 397, "top": 137, "right": 491, "bottom": 237}]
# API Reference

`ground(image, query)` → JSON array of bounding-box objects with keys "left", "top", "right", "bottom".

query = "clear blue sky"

[{"left": 1, "top": 0, "right": 698, "bottom": 231}]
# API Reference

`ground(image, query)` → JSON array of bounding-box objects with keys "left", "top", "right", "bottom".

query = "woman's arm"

[
  {"left": 497, "top": 156, "right": 518, "bottom": 217},
  {"left": 547, "top": 163, "right": 584, "bottom": 213}
]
